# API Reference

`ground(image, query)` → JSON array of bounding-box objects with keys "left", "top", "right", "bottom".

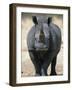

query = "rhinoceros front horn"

[
  {"left": 47, "top": 17, "right": 52, "bottom": 25},
  {"left": 32, "top": 16, "right": 38, "bottom": 24}
]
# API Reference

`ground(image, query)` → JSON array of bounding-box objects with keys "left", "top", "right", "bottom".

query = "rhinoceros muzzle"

[{"left": 35, "top": 42, "right": 48, "bottom": 51}]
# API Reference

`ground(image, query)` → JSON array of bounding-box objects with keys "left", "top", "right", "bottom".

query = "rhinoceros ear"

[
  {"left": 47, "top": 17, "right": 52, "bottom": 25},
  {"left": 32, "top": 16, "right": 38, "bottom": 24}
]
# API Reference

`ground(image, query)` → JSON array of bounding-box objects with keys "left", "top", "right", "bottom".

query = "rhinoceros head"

[{"left": 32, "top": 16, "right": 52, "bottom": 51}]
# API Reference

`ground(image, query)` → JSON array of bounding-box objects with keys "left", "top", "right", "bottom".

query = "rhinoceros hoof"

[
  {"left": 35, "top": 73, "right": 41, "bottom": 76},
  {"left": 50, "top": 72, "right": 57, "bottom": 76},
  {"left": 41, "top": 68, "right": 48, "bottom": 76}
]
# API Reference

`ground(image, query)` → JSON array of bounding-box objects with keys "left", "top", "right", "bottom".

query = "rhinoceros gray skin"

[{"left": 27, "top": 16, "right": 61, "bottom": 76}]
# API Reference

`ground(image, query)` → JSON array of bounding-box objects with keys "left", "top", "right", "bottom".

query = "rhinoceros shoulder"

[
  {"left": 48, "top": 23, "right": 61, "bottom": 52},
  {"left": 49, "top": 23, "right": 61, "bottom": 38}
]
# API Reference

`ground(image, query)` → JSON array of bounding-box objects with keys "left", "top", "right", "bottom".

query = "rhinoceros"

[{"left": 27, "top": 16, "right": 61, "bottom": 76}]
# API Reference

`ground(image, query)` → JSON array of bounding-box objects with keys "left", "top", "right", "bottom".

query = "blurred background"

[{"left": 21, "top": 13, "right": 63, "bottom": 77}]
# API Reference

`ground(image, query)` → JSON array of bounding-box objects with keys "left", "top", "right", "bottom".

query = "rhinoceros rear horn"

[
  {"left": 47, "top": 17, "right": 52, "bottom": 25},
  {"left": 32, "top": 16, "right": 38, "bottom": 24}
]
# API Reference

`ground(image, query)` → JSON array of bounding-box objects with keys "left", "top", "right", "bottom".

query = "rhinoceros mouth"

[
  {"left": 35, "top": 43, "right": 48, "bottom": 51},
  {"left": 35, "top": 48, "right": 48, "bottom": 51}
]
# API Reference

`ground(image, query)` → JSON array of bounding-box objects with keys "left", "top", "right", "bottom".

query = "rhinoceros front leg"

[
  {"left": 29, "top": 50, "right": 42, "bottom": 76},
  {"left": 41, "top": 68, "right": 48, "bottom": 76},
  {"left": 41, "top": 58, "right": 51, "bottom": 76},
  {"left": 50, "top": 56, "right": 57, "bottom": 75},
  {"left": 41, "top": 53, "right": 54, "bottom": 76},
  {"left": 34, "top": 61, "right": 42, "bottom": 76},
  {"left": 35, "top": 67, "right": 41, "bottom": 76}
]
